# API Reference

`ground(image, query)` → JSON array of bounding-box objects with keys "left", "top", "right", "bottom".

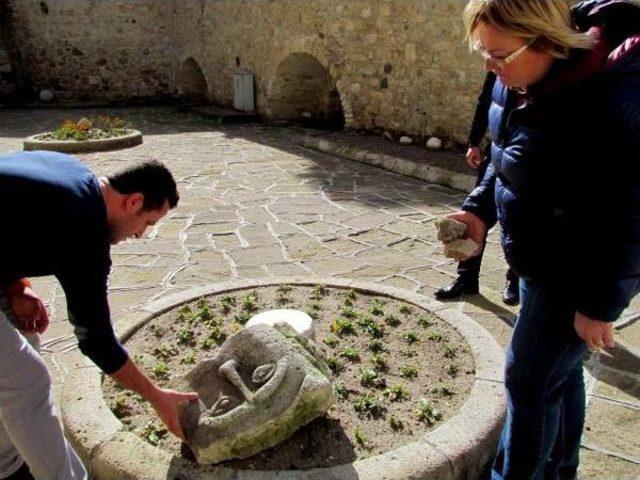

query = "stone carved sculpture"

[{"left": 174, "top": 323, "right": 335, "bottom": 464}]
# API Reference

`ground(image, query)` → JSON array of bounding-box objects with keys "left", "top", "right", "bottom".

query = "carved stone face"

[{"left": 175, "top": 323, "right": 335, "bottom": 465}]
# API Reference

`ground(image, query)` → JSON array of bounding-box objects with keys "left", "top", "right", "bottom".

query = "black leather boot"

[
  {"left": 502, "top": 271, "right": 520, "bottom": 306},
  {"left": 435, "top": 276, "right": 479, "bottom": 300}
]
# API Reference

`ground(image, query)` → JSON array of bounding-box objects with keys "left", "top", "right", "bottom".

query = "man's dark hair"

[{"left": 108, "top": 160, "right": 179, "bottom": 210}]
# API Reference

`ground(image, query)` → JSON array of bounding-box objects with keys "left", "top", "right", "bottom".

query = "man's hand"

[
  {"left": 442, "top": 211, "right": 487, "bottom": 261},
  {"left": 110, "top": 359, "right": 199, "bottom": 440},
  {"left": 574, "top": 312, "right": 615, "bottom": 352},
  {"left": 466, "top": 147, "right": 483, "bottom": 170},
  {"left": 9, "top": 286, "right": 50, "bottom": 334},
  {"left": 148, "top": 388, "right": 199, "bottom": 440}
]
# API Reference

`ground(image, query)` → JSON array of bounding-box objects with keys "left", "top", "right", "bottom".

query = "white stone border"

[
  {"left": 62, "top": 277, "right": 505, "bottom": 480},
  {"left": 302, "top": 136, "right": 477, "bottom": 193},
  {"left": 23, "top": 129, "right": 143, "bottom": 154}
]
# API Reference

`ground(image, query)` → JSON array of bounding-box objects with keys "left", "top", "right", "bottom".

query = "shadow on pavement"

[{"left": 588, "top": 342, "right": 640, "bottom": 402}]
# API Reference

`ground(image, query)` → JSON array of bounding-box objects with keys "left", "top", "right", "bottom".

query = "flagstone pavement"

[{"left": 1, "top": 107, "right": 638, "bottom": 479}]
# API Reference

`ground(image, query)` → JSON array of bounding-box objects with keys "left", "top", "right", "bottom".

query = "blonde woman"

[{"left": 443, "top": 0, "right": 640, "bottom": 478}]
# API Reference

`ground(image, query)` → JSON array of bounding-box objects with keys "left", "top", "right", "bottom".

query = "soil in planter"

[{"left": 103, "top": 285, "right": 475, "bottom": 470}]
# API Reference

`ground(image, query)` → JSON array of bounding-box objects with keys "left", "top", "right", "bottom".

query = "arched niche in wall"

[
  {"left": 178, "top": 57, "right": 208, "bottom": 101},
  {"left": 267, "top": 53, "right": 345, "bottom": 130}
]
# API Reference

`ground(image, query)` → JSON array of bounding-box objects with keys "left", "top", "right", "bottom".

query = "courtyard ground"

[{"left": 0, "top": 107, "right": 638, "bottom": 479}]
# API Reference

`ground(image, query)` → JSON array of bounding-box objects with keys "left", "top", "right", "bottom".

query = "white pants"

[{"left": 0, "top": 296, "right": 87, "bottom": 479}]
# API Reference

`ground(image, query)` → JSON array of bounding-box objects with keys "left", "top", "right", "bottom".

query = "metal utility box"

[{"left": 233, "top": 71, "right": 255, "bottom": 112}]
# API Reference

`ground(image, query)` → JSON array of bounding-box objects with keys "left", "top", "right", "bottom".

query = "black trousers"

[{"left": 457, "top": 160, "right": 516, "bottom": 283}]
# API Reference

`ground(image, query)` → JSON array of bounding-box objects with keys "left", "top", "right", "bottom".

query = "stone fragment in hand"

[
  {"left": 435, "top": 218, "right": 467, "bottom": 242},
  {"left": 444, "top": 238, "right": 479, "bottom": 259}
]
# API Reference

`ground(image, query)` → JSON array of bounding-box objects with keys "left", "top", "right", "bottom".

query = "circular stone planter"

[
  {"left": 61, "top": 277, "right": 506, "bottom": 480},
  {"left": 23, "top": 129, "right": 142, "bottom": 153}
]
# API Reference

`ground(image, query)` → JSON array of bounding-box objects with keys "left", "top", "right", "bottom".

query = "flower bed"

[
  {"left": 24, "top": 116, "right": 142, "bottom": 153},
  {"left": 104, "top": 284, "right": 476, "bottom": 470}
]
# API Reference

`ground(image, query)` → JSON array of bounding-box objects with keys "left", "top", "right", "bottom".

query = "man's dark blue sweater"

[{"left": 0, "top": 151, "right": 128, "bottom": 373}]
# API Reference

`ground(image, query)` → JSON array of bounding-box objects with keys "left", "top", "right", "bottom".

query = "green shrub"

[
  {"left": 326, "top": 356, "right": 344, "bottom": 375},
  {"left": 330, "top": 318, "right": 356, "bottom": 336},
  {"left": 389, "top": 415, "right": 404, "bottom": 431},
  {"left": 150, "top": 324, "right": 165, "bottom": 338},
  {"left": 220, "top": 295, "right": 236, "bottom": 313},
  {"left": 385, "top": 314, "right": 401, "bottom": 327},
  {"left": 234, "top": 310, "right": 251, "bottom": 325},
  {"left": 400, "top": 365, "right": 418, "bottom": 379},
  {"left": 443, "top": 344, "right": 457, "bottom": 358},
  {"left": 341, "top": 347, "right": 360, "bottom": 362},
  {"left": 399, "top": 305, "right": 413, "bottom": 315},
  {"left": 241, "top": 292, "right": 258, "bottom": 312},
  {"left": 371, "top": 353, "right": 389, "bottom": 372},
  {"left": 359, "top": 369, "right": 385, "bottom": 388},
  {"left": 324, "top": 336, "right": 339, "bottom": 348},
  {"left": 335, "top": 383, "right": 349, "bottom": 400},
  {"left": 354, "top": 426, "right": 368, "bottom": 448},
  {"left": 310, "top": 284, "right": 328, "bottom": 300},
  {"left": 177, "top": 328, "right": 195, "bottom": 345},
  {"left": 369, "top": 299, "right": 385, "bottom": 316},
  {"left": 353, "top": 393, "right": 383, "bottom": 418},
  {"left": 367, "top": 339, "right": 386, "bottom": 353},
  {"left": 152, "top": 362, "right": 169, "bottom": 379},
  {"left": 416, "top": 398, "right": 442, "bottom": 425},
  {"left": 417, "top": 316, "right": 433, "bottom": 328},
  {"left": 403, "top": 330, "right": 420, "bottom": 344},
  {"left": 427, "top": 330, "right": 444, "bottom": 342},
  {"left": 342, "top": 306, "right": 358, "bottom": 319},
  {"left": 433, "top": 384, "right": 455, "bottom": 397},
  {"left": 180, "top": 352, "right": 196, "bottom": 365},
  {"left": 358, "top": 316, "right": 384, "bottom": 338},
  {"left": 383, "top": 385, "right": 410, "bottom": 402},
  {"left": 445, "top": 363, "right": 459, "bottom": 377}
]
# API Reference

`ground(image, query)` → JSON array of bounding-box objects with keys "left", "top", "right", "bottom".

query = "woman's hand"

[
  {"left": 466, "top": 147, "right": 483, "bottom": 170},
  {"left": 442, "top": 211, "right": 487, "bottom": 261},
  {"left": 574, "top": 312, "right": 615, "bottom": 352}
]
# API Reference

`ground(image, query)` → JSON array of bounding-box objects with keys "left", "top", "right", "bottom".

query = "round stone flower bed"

[
  {"left": 61, "top": 278, "right": 505, "bottom": 480},
  {"left": 24, "top": 129, "right": 142, "bottom": 153}
]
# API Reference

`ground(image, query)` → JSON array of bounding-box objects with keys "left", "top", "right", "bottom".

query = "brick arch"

[
  {"left": 265, "top": 45, "right": 351, "bottom": 129},
  {"left": 177, "top": 56, "right": 208, "bottom": 101}
]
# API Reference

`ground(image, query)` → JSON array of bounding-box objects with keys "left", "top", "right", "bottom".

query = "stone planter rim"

[
  {"left": 62, "top": 276, "right": 505, "bottom": 480},
  {"left": 23, "top": 129, "right": 142, "bottom": 153}
]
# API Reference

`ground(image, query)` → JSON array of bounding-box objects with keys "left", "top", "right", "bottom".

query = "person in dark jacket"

[
  {"left": 0, "top": 152, "right": 198, "bottom": 479},
  {"left": 435, "top": 71, "right": 520, "bottom": 305},
  {"left": 442, "top": 1, "right": 640, "bottom": 478}
]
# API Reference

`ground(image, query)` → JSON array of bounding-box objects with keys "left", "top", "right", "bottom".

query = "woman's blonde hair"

[{"left": 463, "top": 0, "right": 594, "bottom": 59}]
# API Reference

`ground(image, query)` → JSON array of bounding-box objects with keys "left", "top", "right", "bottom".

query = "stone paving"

[{"left": 0, "top": 107, "right": 638, "bottom": 479}]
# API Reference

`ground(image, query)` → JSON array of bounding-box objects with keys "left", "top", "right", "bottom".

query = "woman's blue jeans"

[{"left": 492, "top": 278, "right": 588, "bottom": 480}]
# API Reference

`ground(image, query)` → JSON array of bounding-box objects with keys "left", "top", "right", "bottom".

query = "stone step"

[{"left": 179, "top": 104, "right": 260, "bottom": 124}]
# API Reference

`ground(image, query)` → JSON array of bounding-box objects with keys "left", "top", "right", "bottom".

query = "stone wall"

[
  {"left": 6, "top": 0, "right": 486, "bottom": 142},
  {"left": 0, "top": 28, "right": 15, "bottom": 98},
  {"left": 5, "top": 0, "right": 177, "bottom": 101},
  {"left": 0, "top": 2, "right": 18, "bottom": 100}
]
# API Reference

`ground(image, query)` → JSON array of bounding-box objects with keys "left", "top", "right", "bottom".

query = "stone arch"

[
  {"left": 266, "top": 52, "right": 346, "bottom": 129},
  {"left": 177, "top": 57, "right": 208, "bottom": 101}
]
